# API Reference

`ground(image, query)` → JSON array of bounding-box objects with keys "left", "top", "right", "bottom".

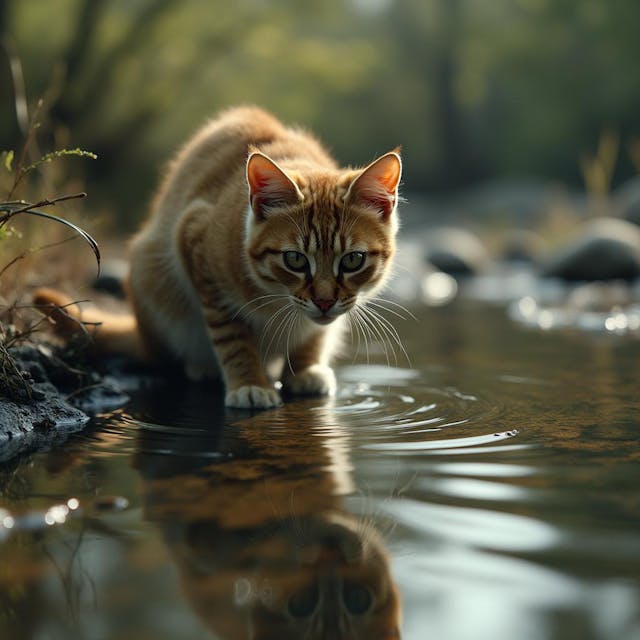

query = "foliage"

[
  {"left": 1, "top": 0, "right": 640, "bottom": 223},
  {"left": 0, "top": 75, "right": 99, "bottom": 403}
]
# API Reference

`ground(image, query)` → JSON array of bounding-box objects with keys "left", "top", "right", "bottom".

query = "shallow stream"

[{"left": 1, "top": 300, "right": 639, "bottom": 639}]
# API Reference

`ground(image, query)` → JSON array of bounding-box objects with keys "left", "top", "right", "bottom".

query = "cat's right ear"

[
  {"left": 345, "top": 151, "right": 402, "bottom": 221},
  {"left": 246, "top": 152, "right": 304, "bottom": 220}
]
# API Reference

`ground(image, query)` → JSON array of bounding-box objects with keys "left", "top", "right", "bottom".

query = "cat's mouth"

[{"left": 311, "top": 314, "right": 337, "bottom": 326}]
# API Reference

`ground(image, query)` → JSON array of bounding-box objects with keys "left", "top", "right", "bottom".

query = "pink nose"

[{"left": 314, "top": 299, "right": 335, "bottom": 312}]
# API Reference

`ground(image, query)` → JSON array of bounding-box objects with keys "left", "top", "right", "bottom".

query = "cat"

[
  {"left": 34, "top": 106, "right": 402, "bottom": 409},
  {"left": 133, "top": 385, "right": 402, "bottom": 639}
]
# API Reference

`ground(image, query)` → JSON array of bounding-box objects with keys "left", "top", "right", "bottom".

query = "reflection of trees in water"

[
  {"left": 0, "top": 510, "right": 117, "bottom": 639},
  {"left": 0, "top": 445, "right": 133, "bottom": 639},
  {"left": 134, "top": 392, "right": 402, "bottom": 639}
]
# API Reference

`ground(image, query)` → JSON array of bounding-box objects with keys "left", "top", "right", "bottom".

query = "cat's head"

[
  {"left": 247, "top": 512, "right": 403, "bottom": 640},
  {"left": 171, "top": 511, "right": 402, "bottom": 640},
  {"left": 244, "top": 150, "right": 402, "bottom": 325}
]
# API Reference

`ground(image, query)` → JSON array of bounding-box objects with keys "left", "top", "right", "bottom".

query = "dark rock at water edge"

[
  {"left": 424, "top": 227, "right": 492, "bottom": 277},
  {"left": 0, "top": 345, "right": 128, "bottom": 462},
  {"left": 91, "top": 258, "right": 128, "bottom": 298},
  {"left": 500, "top": 230, "right": 545, "bottom": 265},
  {"left": 541, "top": 218, "right": 640, "bottom": 282}
]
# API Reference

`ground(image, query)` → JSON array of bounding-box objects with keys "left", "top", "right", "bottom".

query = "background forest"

[{"left": 1, "top": 0, "right": 640, "bottom": 230}]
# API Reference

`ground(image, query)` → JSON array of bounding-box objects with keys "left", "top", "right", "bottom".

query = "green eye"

[
  {"left": 283, "top": 251, "right": 309, "bottom": 272},
  {"left": 340, "top": 251, "right": 365, "bottom": 272}
]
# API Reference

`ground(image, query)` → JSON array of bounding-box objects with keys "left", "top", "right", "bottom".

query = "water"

[{"left": 1, "top": 301, "right": 640, "bottom": 640}]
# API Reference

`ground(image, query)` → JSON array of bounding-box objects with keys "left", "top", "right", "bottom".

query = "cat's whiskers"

[
  {"left": 362, "top": 302, "right": 410, "bottom": 366},
  {"left": 352, "top": 306, "right": 375, "bottom": 364},
  {"left": 285, "top": 310, "right": 302, "bottom": 375},
  {"left": 344, "top": 313, "right": 358, "bottom": 362},
  {"left": 364, "top": 303, "right": 407, "bottom": 352},
  {"left": 351, "top": 300, "right": 410, "bottom": 368},
  {"left": 262, "top": 304, "right": 298, "bottom": 365},
  {"left": 368, "top": 295, "right": 417, "bottom": 321},
  {"left": 233, "top": 293, "right": 289, "bottom": 321},
  {"left": 260, "top": 302, "right": 294, "bottom": 355},
  {"left": 363, "top": 306, "right": 395, "bottom": 367},
  {"left": 345, "top": 308, "right": 367, "bottom": 363}
]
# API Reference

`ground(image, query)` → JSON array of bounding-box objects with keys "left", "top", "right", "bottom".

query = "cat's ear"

[
  {"left": 345, "top": 150, "right": 402, "bottom": 221},
  {"left": 246, "top": 151, "right": 304, "bottom": 220}
]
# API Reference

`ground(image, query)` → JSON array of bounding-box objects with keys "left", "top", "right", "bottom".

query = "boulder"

[
  {"left": 541, "top": 217, "right": 640, "bottom": 282},
  {"left": 0, "top": 345, "right": 127, "bottom": 462},
  {"left": 91, "top": 258, "right": 128, "bottom": 298},
  {"left": 424, "top": 227, "right": 491, "bottom": 277},
  {"left": 500, "top": 230, "right": 545, "bottom": 265}
]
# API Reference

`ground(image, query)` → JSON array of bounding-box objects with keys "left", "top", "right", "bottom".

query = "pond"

[{"left": 1, "top": 297, "right": 639, "bottom": 640}]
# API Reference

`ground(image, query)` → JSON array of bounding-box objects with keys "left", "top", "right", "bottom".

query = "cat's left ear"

[
  {"left": 345, "top": 150, "right": 402, "bottom": 221},
  {"left": 246, "top": 151, "right": 304, "bottom": 220}
]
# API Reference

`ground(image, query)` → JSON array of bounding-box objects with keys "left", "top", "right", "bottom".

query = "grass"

[{"left": 0, "top": 82, "right": 100, "bottom": 404}]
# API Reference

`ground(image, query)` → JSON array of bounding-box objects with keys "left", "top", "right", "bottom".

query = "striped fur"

[{"left": 34, "top": 107, "right": 402, "bottom": 409}]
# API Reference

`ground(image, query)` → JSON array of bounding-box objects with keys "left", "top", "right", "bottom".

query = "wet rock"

[
  {"left": 0, "top": 345, "right": 128, "bottom": 462},
  {"left": 424, "top": 227, "right": 491, "bottom": 277},
  {"left": 91, "top": 258, "right": 128, "bottom": 298},
  {"left": 0, "top": 348, "right": 88, "bottom": 462},
  {"left": 500, "top": 230, "right": 545, "bottom": 265},
  {"left": 541, "top": 217, "right": 640, "bottom": 282}
]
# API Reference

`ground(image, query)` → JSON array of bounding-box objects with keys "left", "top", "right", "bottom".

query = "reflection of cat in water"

[{"left": 134, "top": 396, "right": 401, "bottom": 639}]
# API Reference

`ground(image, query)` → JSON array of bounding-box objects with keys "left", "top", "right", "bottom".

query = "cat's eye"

[
  {"left": 283, "top": 251, "right": 309, "bottom": 272},
  {"left": 340, "top": 251, "right": 366, "bottom": 273},
  {"left": 342, "top": 581, "right": 372, "bottom": 615},
  {"left": 288, "top": 583, "right": 319, "bottom": 618}
]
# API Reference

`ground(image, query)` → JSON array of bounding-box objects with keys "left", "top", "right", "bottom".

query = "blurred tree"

[{"left": 1, "top": 0, "right": 639, "bottom": 229}]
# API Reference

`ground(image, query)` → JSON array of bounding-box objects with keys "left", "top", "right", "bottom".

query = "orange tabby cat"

[
  {"left": 134, "top": 391, "right": 402, "bottom": 639},
  {"left": 34, "top": 107, "right": 402, "bottom": 409}
]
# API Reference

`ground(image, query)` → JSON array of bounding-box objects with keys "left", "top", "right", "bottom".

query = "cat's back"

[{"left": 151, "top": 106, "right": 334, "bottom": 218}]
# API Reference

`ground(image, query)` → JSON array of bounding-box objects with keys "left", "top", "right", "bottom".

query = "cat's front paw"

[
  {"left": 225, "top": 385, "right": 283, "bottom": 409},
  {"left": 283, "top": 364, "right": 337, "bottom": 397}
]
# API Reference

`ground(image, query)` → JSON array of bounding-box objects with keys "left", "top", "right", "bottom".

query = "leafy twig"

[{"left": 20, "top": 149, "right": 98, "bottom": 183}]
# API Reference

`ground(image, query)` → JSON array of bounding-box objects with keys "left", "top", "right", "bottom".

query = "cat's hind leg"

[{"left": 32, "top": 288, "right": 144, "bottom": 359}]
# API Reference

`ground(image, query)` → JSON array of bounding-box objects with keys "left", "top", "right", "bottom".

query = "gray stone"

[
  {"left": 0, "top": 345, "right": 127, "bottom": 462},
  {"left": 91, "top": 258, "right": 128, "bottom": 298},
  {"left": 424, "top": 227, "right": 491, "bottom": 277},
  {"left": 541, "top": 217, "right": 640, "bottom": 282},
  {"left": 500, "top": 230, "right": 545, "bottom": 265}
]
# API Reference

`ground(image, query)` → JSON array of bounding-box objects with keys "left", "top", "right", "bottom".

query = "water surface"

[{"left": 1, "top": 301, "right": 639, "bottom": 640}]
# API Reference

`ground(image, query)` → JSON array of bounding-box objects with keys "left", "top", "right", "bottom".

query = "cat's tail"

[{"left": 32, "top": 287, "right": 145, "bottom": 360}]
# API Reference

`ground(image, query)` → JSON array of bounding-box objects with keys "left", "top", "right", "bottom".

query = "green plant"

[{"left": 0, "top": 69, "right": 100, "bottom": 403}]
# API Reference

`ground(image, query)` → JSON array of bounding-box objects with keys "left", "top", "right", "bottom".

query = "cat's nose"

[{"left": 313, "top": 298, "right": 335, "bottom": 313}]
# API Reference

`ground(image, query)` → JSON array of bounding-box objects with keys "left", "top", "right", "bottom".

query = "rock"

[
  {"left": 91, "top": 258, "right": 128, "bottom": 298},
  {"left": 541, "top": 217, "right": 640, "bottom": 282},
  {"left": 424, "top": 227, "right": 491, "bottom": 277},
  {"left": 500, "top": 230, "right": 545, "bottom": 265},
  {"left": 0, "top": 345, "right": 128, "bottom": 462}
]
